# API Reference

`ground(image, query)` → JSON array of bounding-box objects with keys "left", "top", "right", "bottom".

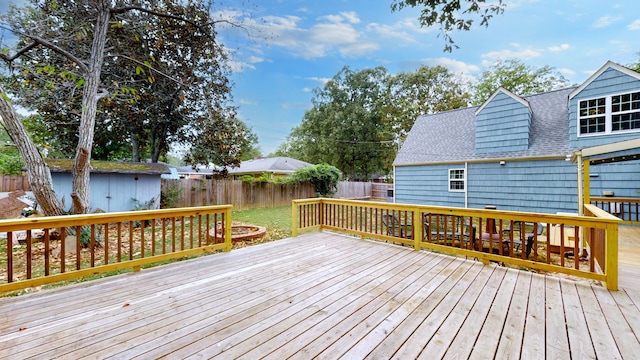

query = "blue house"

[
  {"left": 48, "top": 160, "right": 169, "bottom": 212},
  {"left": 393, "top": 61, "right": 640, "bottom": 215}
]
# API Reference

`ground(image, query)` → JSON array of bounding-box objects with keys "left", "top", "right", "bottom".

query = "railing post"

[
  {"left": 292, "top": 200, "right": 299, "bottom": 237},
  {"left": 224, "top": 207, "right": 233, "bottom": 252},
  {"left": 605, "top": 222, "right": 618, "bottom": 290},
  {"left": 413, "top": 208, "right": 422, "bottom": 251}
]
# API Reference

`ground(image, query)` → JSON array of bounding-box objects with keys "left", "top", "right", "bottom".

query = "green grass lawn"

[{"left": 232, "top": 205, "right": 293, "bottom": 242}]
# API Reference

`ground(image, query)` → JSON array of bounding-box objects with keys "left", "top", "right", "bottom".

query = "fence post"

[
  {"left": 605, "top": 222, "right": 618, "bottom": 290},
  {"left": 291, "top": 200, "right": 299, "bottom": 237}
]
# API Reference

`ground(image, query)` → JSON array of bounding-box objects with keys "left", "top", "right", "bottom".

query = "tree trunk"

[
  {"left": 71, "top": 3, "right": 111, "bottom": 214},
  {"left": 0, "top": 86, "right": 65, "bottom": 216},
  {"left": 131, "top": 133, "right": 141, "bottom": 162}
]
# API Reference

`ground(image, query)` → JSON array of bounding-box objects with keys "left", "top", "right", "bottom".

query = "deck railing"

[
  {"left": 590, "top": 196, "right": 640, "bottom": 224},
  {"left": 292, "top": 199, "right": 621, "bottom": 290},
  {"left": 0, "top": 205, "right": 232, "bottom": 293}
]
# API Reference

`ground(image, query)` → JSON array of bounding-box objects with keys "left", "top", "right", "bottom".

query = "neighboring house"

[
  {"left": 393, "top": 61, "right": 640, "bottom": 215},
  {"left": 174, "top": 164, "right": 221, "bottom": 179},
  {"left": 48, "top": 159, "right": 169, "bottom": 212},
  {"left": 227, "top": 157, "right": 313, "bottom": 179}
]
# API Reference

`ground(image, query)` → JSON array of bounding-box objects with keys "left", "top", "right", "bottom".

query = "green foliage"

[
  {"left": 391, "top": 0, "right": 506, "bottom": 52},
  {"left": 277, "top": 65, "right": 469, "bottom": 179},
  {"left": 471, "top": 59, "right": 571, "bottom": 105},
  {"left": 292, "top": 164, "right": 342, "bottom": 197},
  {"left": 160, "top": 181, "right": 183, "bottom": 208},
  {"left": 0, "top": 155, "right": 24, "bottom": 175}
]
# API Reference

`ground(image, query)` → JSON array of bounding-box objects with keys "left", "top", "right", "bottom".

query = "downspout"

[
  {"left": 576, "top": 151, "right": 584, "bottom": 216},
  {"left": 465, "top": 162, "right": 468, "bottom": 208}
]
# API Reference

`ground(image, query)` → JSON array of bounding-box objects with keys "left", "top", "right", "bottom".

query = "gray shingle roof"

[
  {"left": 394, "top": 87, "right": 577, "bottom": 165},
  {"left": 227, "top": 157, "right": 312, "bottom": 175}
]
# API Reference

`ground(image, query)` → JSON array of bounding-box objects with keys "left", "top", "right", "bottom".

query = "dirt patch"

[{"left": 0, "top": 191, "right": 30, "bottom": 219}]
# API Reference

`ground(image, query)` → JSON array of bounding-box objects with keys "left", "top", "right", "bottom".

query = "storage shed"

[{"left": 47, "top": 159, "right": 169, "bottom": 212}]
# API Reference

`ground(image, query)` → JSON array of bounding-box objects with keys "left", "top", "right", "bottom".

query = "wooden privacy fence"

[
  {"left": 0, "top": 175, "right": 30, "bottom": 192},
  {"left": 333, "top": 182, "right": 392, "bottom": 200},
  {"left": 0, "top": 205, "right": 232, "bottom": 293},
  {"left": 162, "top": 179, "right": 315, "bottom": 210},
  {"left": 292, "top": 198, "right": 621, "bottom": 290}
]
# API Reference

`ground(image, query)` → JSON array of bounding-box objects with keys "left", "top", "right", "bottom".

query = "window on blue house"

[
  {"left": 449, "top": 169, "right": 465, "bottom": 192},
  {"left": 579, "top": 91, "right": 640, "bottom": 136}
]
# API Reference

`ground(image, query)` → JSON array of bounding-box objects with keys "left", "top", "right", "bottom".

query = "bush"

[{"left": 292, "top": 164, "right": 341, "bottom": 197}]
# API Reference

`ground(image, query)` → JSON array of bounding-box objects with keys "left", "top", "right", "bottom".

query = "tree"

[
  {"left": 0, "top": 0, "right": 236, "bottom": 214},
  {"left": 277, "top": 65, "right": 470, "bottom": 176},
  {"left": 391, "top": 0, "right": 506, "bottom": 51},
  {"left": 384, "top": 65, "right": 470, "bottom": 143},
  {"left": 287, "top": 66, "right": 395, "bottom": 180},
  {"left": 471, "top": 59, "right": 571, "bottom": 105}
]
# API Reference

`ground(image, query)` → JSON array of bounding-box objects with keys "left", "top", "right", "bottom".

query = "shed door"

[{"left": 104, "top": 174, "right": 136, "bottom": 212}]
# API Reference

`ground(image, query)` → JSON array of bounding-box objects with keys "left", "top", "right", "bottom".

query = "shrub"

[{"left": 292, "top": 164, "right": 341, "bottom": 197}]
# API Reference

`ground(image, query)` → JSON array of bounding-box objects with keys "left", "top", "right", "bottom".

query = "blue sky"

[
  {"left": 1, "top": 0, "right": 639, "bottom": 157},
  {"left": 216, "top": 0, "right": 640, "bottom": 155}
]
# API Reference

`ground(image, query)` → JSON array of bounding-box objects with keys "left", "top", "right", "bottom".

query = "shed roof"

[
  {"left": 46, "top": 159, "right": 170, "bottom": 175},
  {"left": 394, "top": 87, "right": 576, "bottom": 166},
  {"left": 227, "top": 157, "right": 312, "bottom": 175}
]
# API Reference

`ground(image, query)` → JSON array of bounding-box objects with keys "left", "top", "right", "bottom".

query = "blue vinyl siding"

[
  {"left": 396, "top": 158, "right": 638, "bottom": 215},
  {"left": 476, "top": 92, "right": 531, "bottom": 154},
  {"left": 51, "top": 173, "right": 161, "bottom": 212},
  {"left": 395, "top": 159, "right": 579, "bottom": 214},
  {"left": 466, "top": 160, "right": 578, "bottom": 214},
  {"left": 588, "top": 160, "right": 640, "bottom": 198},
  {"left": 569, "top": 67, "right": 640, "bottom": 148},
  {"left": 395, "top": 165, "right": 465, "bottom": 207}
]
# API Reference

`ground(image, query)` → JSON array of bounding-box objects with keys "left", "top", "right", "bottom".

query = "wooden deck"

[{"left": 1, "top": 231, "right": 640, "bottom": 359}]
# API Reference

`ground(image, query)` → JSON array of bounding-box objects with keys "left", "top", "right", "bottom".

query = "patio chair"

[
  {"left": 382, "top": 214, "right": 413, "bottom": 239},
  {"left": 503, "top": 221, "right": 544, "bottom": 258}
]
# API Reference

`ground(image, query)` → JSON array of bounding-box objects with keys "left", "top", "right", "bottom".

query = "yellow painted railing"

[
  {"left": 590, "top": 197, "right": 640, "bottom": 225},
  {"left": 292, "top": 199, "right": 622, "bottom": 290},
  {"left": 0, "top": 205, "right": 232, "bottom": 294}
]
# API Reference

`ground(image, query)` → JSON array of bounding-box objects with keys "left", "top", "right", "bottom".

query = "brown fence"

[
  {"left": 162, "top": 179, "right": 316, "bottom": 210},
  {"left": 0, "top": 175, "right": 31, "bottom": 192}
]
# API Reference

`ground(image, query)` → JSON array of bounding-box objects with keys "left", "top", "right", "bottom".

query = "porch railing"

[
  {"left": 590, "top": 196, "right": 640, "bottom": 225},
  {"left": 292, "top": 199, "right": 621, "bottom": 290},
  {"left": 0, "top": 205, "right": 232, "bottom": 294}
]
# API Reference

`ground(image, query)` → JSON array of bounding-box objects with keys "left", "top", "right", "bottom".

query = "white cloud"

[
  {"left": 305, "top": 77, "right": 331, "bottom": 85},
  {"left": 628, "top": 19, "right": 640, "bottom": 30},
  {"left": 239, "top": 99, "right": 257, "bottom": 106},
  {"left": 558, "top": 68, "right": 576, "bottom": 77},
  {"left": 481, "top": 44, "right": 543, "bottom": 64},
  {"left": 420, "top": 57, "right": 480, "bottom": 75},
  {"left": 302, "top": 87, "right": 312, "bottom": 92},
  {"left": 548, "top": 43, "right": 570, "bottom": 52},
  {"left": 592, "top": 16, "right": 621, "bottom": 28}
]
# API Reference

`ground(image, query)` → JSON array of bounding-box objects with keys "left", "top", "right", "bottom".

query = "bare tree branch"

[{"left": 0, "top": 24, "right": 89, "bottom": 73}]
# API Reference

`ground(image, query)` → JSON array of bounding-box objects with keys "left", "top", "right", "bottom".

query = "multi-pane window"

[
  {"left": 579, "top": 98, "right": 606, "bottom": 134},
  {"left": 579, "top": 91, "right": 640, "bottom": 136},
  {"left": 611, "top": 92, "right": 640, "bottom": 131},
  {"left": 449, "top": 169, "right": 465, "bottom": 192}
]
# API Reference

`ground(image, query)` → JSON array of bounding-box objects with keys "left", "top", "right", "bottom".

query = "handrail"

[
  {"left": 590, "top": 196, "right": 640, "bottom": 225},
  {"left": 1, "top": 205, "right": 232, "bottom": 294},
  {"left": 292, "top": 198, "right": 621, "bottom": 290}
]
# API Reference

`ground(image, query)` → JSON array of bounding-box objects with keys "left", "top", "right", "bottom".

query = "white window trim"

[
  {"left": 448, "top": 168, "right": 465, "bottom": 192},
  {"left": 577, "top": 90, "right": 640, "bottom": 137}
]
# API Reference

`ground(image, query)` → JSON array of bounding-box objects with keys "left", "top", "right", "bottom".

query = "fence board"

[
  {"left": 161, "top": 179, "right": 316, "bottom": 210},
  {"left": 0, "top": 175, "right": 31, "bottom": 192}
]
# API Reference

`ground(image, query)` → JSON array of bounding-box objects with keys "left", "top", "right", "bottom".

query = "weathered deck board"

[{"left": 1, "top": 231, "right": 639, "bottom": 359}]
